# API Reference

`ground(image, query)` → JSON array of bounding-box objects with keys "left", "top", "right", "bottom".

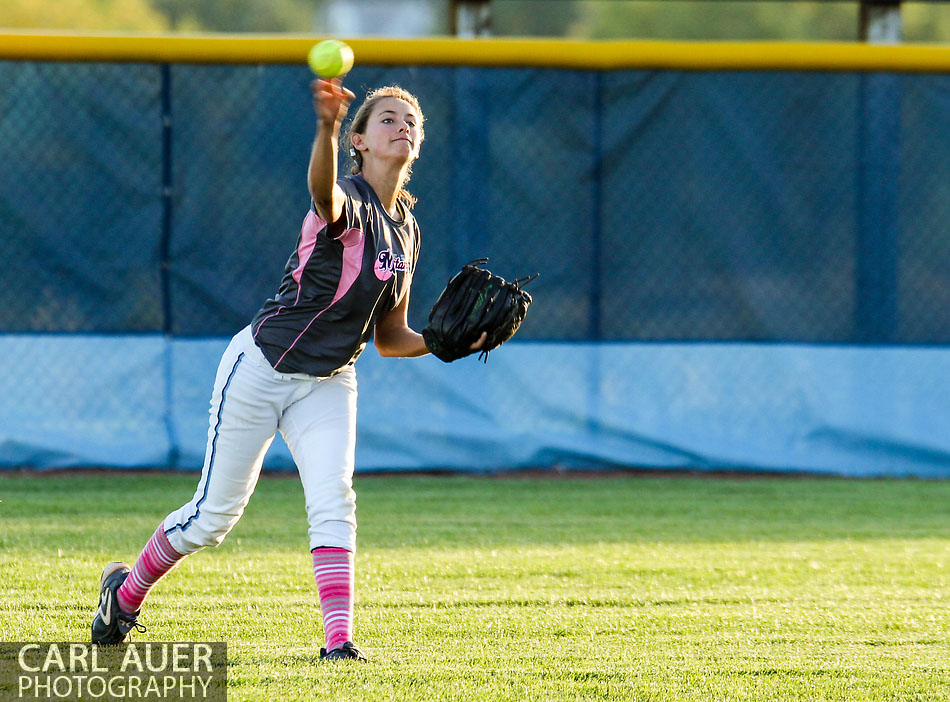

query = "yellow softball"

[{"left": 307, "top": 39, "right": 354, "bottom": 79}]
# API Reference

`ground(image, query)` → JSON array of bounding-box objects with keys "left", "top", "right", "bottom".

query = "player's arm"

[
  {"left": 308, "top": 78, "right": 354, "bottom": 224},
  {"left": 374, "top": 290, "right": 428, "bottom": 358},
  {"left": 375, "top": 289, "right": 487, "bottom": 358}
]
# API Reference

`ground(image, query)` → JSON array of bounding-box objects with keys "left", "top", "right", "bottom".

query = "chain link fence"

[
  {"left": 2, "top": 62, "right": 948, "bottom": 342},
  {"left": 1, "top": 58, "right": 948, "bottom": 472}
]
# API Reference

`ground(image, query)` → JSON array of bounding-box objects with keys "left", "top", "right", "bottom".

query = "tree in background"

[
  {"left": 903, "top": 3, "right": 950, "bottom": 42},
  {"left": 572, "top": 1, "right": 858, "bottom": 41},
  {"left": 147, "top": 0, "right": 323, "bottom": 32},
  {"left": 491, "top": 0, "right": 859, "bottom": 41},
  {"left": 491, "top": 0, "right": 581, "bottom": 36},
  {"left": 1, "top": 0, "right": 169, "bottom": 31},
  {"left": 493, "top": 0, "right": 950, "bottom": 43},
  {"left": 0, "top": 0, "right": 325, "bottom": 32},
  {"left": 0, "top": 0, "right": 948, "bottom": 41}
]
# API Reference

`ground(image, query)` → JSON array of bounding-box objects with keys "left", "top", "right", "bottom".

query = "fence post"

[
  {"left": 450, "top": 0, "right": 492, "bottom": 37},
  {"left": 855, "top": 72, "right": 900, "bottom": 344},
  {"left": 587, "top": 69, "right": 604, "bottom": 440},
  {"left": 160, "top": 63, "right": 179, "bottom": 468},
  {"left": 452, "top": 67, "right": 491, "bottom": 267},
  {"left": 856, "top": 1, "right": 901, "bottom": 343},
  {"left": 589, "top": 70, "right": 603, "bottom": 342},
  {"left": 859, "top": 0, "right": 902, "bottom": 43},
  {"left": 160, "top": 64, "right": 173, "bottom": 336}
]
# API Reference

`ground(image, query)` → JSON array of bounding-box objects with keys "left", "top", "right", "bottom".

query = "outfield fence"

[{"left": 1, "top": 34, "right": 949, "bottom": 475}]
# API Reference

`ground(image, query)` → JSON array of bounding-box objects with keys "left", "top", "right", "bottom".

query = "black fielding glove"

[{"left": 422, "top": 258, "right": 538, "bottom": 363}]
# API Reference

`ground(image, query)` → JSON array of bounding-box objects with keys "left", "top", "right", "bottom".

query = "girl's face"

[{"left": 352, "top": 97, "right": 422, "bottom": 166}]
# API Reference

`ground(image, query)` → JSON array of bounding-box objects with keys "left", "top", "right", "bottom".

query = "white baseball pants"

[{"left": 162, "top": 325, "right": 358, "bottom": 554}]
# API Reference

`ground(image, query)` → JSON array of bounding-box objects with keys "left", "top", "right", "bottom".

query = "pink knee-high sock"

[
  {"left": 116, "top": 525, "right": 186, "bottom": 614},
  {"left": 312, "top": 547, "right": 354, "bottom": 651}
]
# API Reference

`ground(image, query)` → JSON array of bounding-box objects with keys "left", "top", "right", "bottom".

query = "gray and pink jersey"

[{"left": 251, "top": 174, "right": 420, "bottom": 376}]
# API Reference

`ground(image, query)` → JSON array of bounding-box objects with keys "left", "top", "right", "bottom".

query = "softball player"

[{"left": 91, "top": 78, "right": 481, "bottom": 661}]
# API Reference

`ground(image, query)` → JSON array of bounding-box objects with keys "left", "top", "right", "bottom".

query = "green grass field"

[{"left": 1, "top": 472, "right": 949, "bottom": 701}]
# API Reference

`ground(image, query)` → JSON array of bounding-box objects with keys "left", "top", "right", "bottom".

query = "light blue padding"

[
  {"left": 356, "top": 343, "right": 950, "bottom": 477},
  {"left": 169, "top": 337, "right": 294, "bottom": 468},
  {"left": 3, "top": 336, "right": 949, "bottom": 477},
  {"left": 0, "top": 335, "right": 169, "bottom": 467}
]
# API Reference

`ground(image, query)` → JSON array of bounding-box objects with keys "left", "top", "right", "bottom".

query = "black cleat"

[
  {"left": 320, "top": 641, "right": 367, "bottom": 662},
  {"left": 91, "top": 562, "right": 146, "bottom": 644}
]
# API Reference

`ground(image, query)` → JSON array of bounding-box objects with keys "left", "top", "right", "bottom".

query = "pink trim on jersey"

[
  {"left": 253, "top": 210, "right": 327, "bottom": 339},
  {"left": 291, "top": 210, "right": 325, "bottom": 298},
  {"left": 272, "top": 227, "right": 364, "bottom": 371},
  {"left": 331, "top": 227, "right": 364, "bottom": 304}
]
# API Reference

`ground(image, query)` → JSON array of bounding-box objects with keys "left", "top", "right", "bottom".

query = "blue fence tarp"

[
  {"left": 1, "top": 61, "right": 949, "bottom": 475},
  {"left": 1, "top": 336, "right": 948, "bottom": 477}
]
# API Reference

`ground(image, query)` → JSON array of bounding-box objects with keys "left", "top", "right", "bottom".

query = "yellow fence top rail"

[{"left": 1, "top": 33, "right": 950, "bottom": 73}]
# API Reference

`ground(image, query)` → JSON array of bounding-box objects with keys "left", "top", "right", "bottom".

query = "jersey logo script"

[{"left": 374, "top": 249, "right": 409, "bottom": 281}]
